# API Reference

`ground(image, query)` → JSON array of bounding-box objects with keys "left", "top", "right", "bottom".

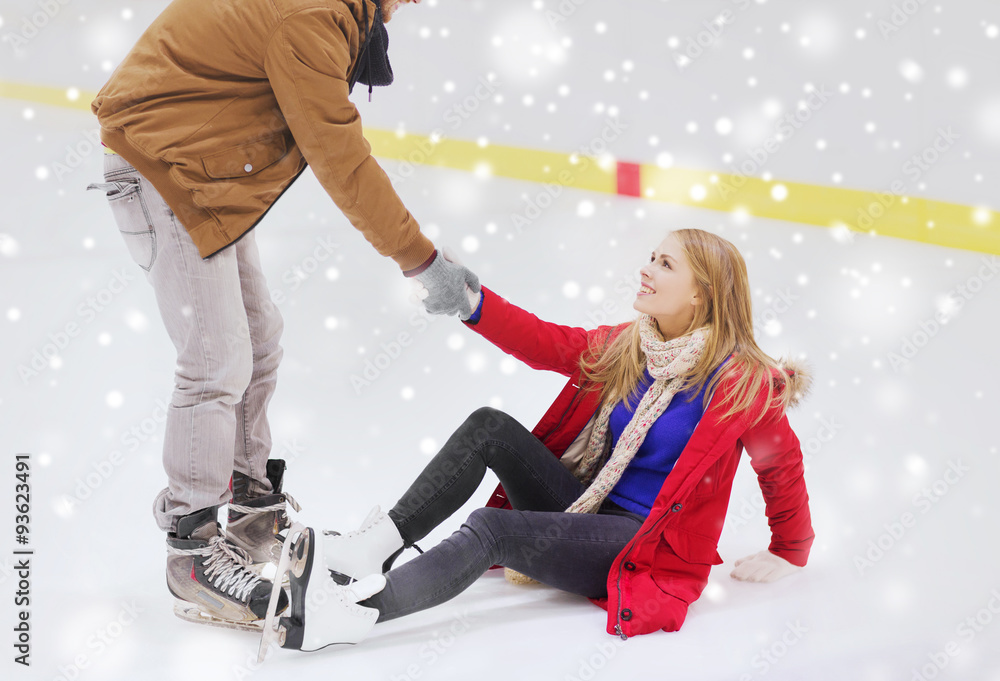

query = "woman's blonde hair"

[{"left": 578, "top": 228, "right": 791, "bottom": 426}]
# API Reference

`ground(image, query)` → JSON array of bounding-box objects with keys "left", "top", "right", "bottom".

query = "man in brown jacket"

[{"left": 89, "top": 0, "right": 478, "bottom": 628}]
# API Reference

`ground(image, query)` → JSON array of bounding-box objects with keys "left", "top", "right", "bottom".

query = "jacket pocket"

[
  {"left": 660, "top": 528, "right": 723, "bottom": 566},
  {"left": 647, "top": 528, "right": 721, "bottom": 609},
  {"left": 201, "top": 135, "right": 288, "bottom": 180}
]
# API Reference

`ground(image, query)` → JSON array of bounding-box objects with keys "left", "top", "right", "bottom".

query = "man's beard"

[{"left": 381, "top": 0, "right": 400, "bottom": 23}]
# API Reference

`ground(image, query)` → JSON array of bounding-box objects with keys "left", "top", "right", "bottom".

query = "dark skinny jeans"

[{"left": 362, "top": 407, "right": 645, "bottom": 621}]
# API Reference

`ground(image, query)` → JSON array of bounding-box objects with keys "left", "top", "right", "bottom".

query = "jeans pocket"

[{"left": 88, "top": 179, "right": 158, "bottom": 271}]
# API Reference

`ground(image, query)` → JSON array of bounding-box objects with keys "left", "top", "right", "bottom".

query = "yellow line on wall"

[
  {"left": 0, "top": 80, "right": 93, "bottom": 112},
  {"left": 640, "top": 167, "right": 998, "bottom": 256},
  {"left": 3, "top": 80, "right": 997, "bottom": 255},
  {"left": 365, "top": 128, "right": 618, "bottom": 195}
]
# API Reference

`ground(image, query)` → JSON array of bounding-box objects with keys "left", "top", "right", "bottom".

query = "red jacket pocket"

[
  {"left": 660, "top": 528, "right": 724, "bottom": 566},
  {"left": 649, "top": 529, "right": 721, "bottom": 612}
]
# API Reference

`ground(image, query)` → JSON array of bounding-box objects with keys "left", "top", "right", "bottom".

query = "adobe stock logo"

[
  {"left": 887, "top": 256, "right": 999, "bottom": 372},
  {"left": 2, "top": 0, "right": 74, "bottom": 51},
  {"left": 853, "top": 460, "right": 969, "bottom": 575}
]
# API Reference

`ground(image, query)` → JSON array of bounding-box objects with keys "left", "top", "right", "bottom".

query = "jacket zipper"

[
  {"left": 548, "top": 385, "right": 581, "bottom": 438},
  {"left": 614, "top": 555, "right": 628, "bottom": 640},
  {"left": 614, "top": 509, "right": 677, "bottom": 640}
]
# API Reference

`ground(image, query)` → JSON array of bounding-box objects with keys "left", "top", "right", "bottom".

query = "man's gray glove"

[{"left": 406, "top": 248, "right": 481, "bottom": 320}]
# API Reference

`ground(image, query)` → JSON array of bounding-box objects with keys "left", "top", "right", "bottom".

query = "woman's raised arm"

[{"left": 463, "top": 286, "right": 615, "bottom": 377}]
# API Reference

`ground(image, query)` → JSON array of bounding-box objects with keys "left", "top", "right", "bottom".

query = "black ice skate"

[
  {"left": 227, "top": 459, "right": 301, "bottom": 566},
  {"left": 167, "top": 506, "right": 288, "bottom": 632}
]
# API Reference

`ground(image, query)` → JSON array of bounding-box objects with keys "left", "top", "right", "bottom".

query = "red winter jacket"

[{"left": 464, "top": 287, "right": 814, "bottom": 638}]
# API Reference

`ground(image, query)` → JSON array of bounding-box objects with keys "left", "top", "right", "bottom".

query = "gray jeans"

[
  {"left": 90, "top": 154, "right": 283, "bottom": 532},
  {"left": 365, "top": 408, "right": 646, "bottom": 621}
]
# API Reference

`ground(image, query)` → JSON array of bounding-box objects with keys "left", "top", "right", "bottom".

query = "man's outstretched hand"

[{"left": 406, "top": 248, "right": 481, "bottom": 320}]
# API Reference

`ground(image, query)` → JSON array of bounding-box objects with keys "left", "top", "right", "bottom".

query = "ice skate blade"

[
  {"left": 173, "top": 600, "right": 264, "bottom": 633},
  {"left": 258, "top": 522, "right": 308, "bottom": 664},
  {"left": 277, "top": 612, "right": 363, "bottom": 654},
  {"left": 298, "top": 638, "right": 363, "bottom": 654}
]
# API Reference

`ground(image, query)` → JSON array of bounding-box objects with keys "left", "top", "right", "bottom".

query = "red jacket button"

[
  {"left": 621, "top": 609, "right": 632, "bottom": 621},
  {"left": 624, "top": 561, "right": 636, "bottom": 571}
]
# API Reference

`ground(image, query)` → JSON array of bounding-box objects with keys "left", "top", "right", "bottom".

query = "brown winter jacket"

[{"left": 91, "top": 0, "right": 434, "bottom": 270}]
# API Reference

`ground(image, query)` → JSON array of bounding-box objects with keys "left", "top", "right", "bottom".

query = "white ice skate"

[
  {"left": 322, "top": 505, "right": 404, "bottom": 582},
  {"left": 258, "top": 524, "right": 386, "bottom": 662}
]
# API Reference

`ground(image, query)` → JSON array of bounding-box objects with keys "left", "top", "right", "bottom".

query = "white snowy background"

[{"left": 1, "top": 1, "right": 999, "bottom": 680}]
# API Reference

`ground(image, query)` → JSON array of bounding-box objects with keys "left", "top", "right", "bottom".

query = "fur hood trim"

[{"left": 778, "top": 357, "right": 813, "bottom": 410}]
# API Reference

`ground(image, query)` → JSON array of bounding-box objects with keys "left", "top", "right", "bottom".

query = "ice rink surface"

[{"left": 1, "top": 1, "right": 999, "bottom": 679}]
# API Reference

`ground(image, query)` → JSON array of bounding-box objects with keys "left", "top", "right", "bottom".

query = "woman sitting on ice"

[{"left": 262, "top": 228, "right": 814, "bottom": 655}]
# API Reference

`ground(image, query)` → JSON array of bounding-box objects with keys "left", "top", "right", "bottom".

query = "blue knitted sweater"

[{"left": 606, "top": 368, "right": 711, "bottom": 516}]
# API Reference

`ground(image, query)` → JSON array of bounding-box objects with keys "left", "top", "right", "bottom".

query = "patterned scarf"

[{"left": 565, "top": 317, "right": 709, "bottom": 514}]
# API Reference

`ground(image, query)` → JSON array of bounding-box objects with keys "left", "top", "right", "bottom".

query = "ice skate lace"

[
  {"left": 322, "top": 506, "right": 380, "bottom": 539},
  {"left": 169, "top": 536, "right": 263, "bottom": 602},
  {"left": 321, "top": 508, "right": 423, "bottom": 553}
]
